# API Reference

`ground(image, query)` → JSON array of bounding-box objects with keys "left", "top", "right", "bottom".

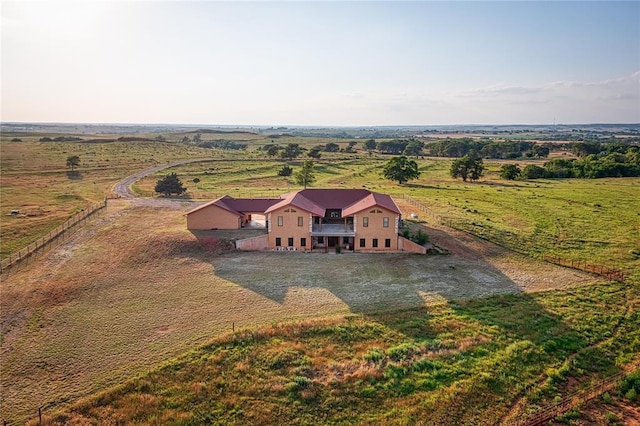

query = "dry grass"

[{"left": 0, "top": 197, "right": 597, "bottom": 422}]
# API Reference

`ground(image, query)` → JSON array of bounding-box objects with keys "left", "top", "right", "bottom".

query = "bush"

[
  {"left": 413, "top": 230, "right": 429, "bottom": 245},
  {"left": 155, "top": 173, "right": 186, "bottom": 196},
  {"left": 278, "top": 165, "right": 293, "bottom": 177},
  {"left": 520, "top": 164, "right": 548, "bottom": 179},
  {"left": 625, "top": 388, "right": 637, "bottom": 401},
  {"left": 500, "top": 164, "right": 520, "bottom": 180}
]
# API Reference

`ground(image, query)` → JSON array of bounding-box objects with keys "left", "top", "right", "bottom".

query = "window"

[
  {"left": 385, "top": 238, "right": 391, "bottom": 248},
  {"left": 363, "top": 217, "right": 369, "bottom": 227},
  {"left": 330, "top": 211, "right": 340, "bottom": 218},
  {"left": 343, "top": 237, "right": 350, "bottom": 244},
  {"left": 372, "top": 238, "right": 378, "bottom": 248},
  {"left": 277, "top": 216, "right": 283, "bottom": 226},
  {"left": 383, "top": 217, "right": 389, "bottom": 228},
  {"left": 301, "top": 238, "right": 306, "bottom": 247},
  {"left": 359, "top": 238, "right": 366, "bottom": 248},
  {"left": 288, "top": 237, "right": 294, "bottom": 247},
  {"left": 275, "top": 237, "right": 281, "bottom": 246},
  {"left": 318, "top": 236, "right": 324, "bottom": 244},
  {"left": 298, "top": 216, "right": 303, "bottom": 227}
]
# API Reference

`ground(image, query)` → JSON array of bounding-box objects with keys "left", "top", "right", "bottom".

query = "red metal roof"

[
  {"left": 187, "top": 189, "right": 401, "bottom": 217},
  {"left": 342, "top": 192, "right": 401, "bottom": 216}
]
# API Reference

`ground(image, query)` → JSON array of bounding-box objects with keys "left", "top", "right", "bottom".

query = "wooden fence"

[
  {"left": 0, "top": 199, "right": 107, "bottom": 272},
  {"left": 401, "top": 194, "right": 625, "bottom": 282},
  {"left": 542, "top": 254, "right": 624, "bottom": 282},
  {"left": 512, "top": 360, "right": 640, "bottom": 426}
]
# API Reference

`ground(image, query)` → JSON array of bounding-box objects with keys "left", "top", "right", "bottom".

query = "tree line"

[{"left": 501, "top": 145, "right": 640, "bottom": 180}]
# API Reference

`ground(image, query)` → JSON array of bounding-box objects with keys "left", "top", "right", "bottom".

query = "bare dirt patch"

[{"left": 0, "top": 200, "right": 597, "bottom": 422}]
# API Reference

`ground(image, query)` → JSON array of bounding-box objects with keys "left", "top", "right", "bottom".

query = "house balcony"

[{"left": 310, "top": 223, "right": 355, "bottom": 237}]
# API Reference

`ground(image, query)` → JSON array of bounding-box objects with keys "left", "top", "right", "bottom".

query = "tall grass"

[{"left": 40, "top": 280, "right": 640, "bottom": 425}]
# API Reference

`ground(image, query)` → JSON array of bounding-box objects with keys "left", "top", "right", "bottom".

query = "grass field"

[
  {"left": 37, "top": 280, "right": 640, "bottom": 425},
  {"left": 0, "top": 197, "right": 604, "bottom": 423},
  {"left": 138, "top": 156, "right": 640, "bottom": 276},
  {"left": 2, "top": 133, "right": 639, "bottom": 424}
]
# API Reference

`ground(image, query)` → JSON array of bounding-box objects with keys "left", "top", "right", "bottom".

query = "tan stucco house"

[{"left": 186, "top": 189, "right": 424, "bottom": 253}]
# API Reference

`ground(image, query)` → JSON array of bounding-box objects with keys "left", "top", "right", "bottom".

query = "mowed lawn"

[{"left": 0, "top": 199, "right": 595, "bottom": 422}]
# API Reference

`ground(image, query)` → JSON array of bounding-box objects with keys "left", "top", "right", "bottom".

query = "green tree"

[
  {"left": 450, "top": 155, "right": 485, "bottom": 182},
  {"left": 267, "top": 145, "right": 281, "bottom": 157},
  {"left": 324, "top": 142, "right": 340, "bottom": 152},
  {"left": 403, "top": 140, "right": 425, "bottom": 158},
  {"left": 382, "top": 156, "right": 420, "bottom": 184},
  {"left": 281, "top": 143, "right": 303, "bottom": 160},
  {"left": 499, "top": 164, "right": 520, "bottom": 180},
  {"left": 308, "top": 147, "right": 322, "bottom": 159},
  {"left": 66, "top": 155, "right": 80, "bottom": 171},
  {"left": 278, "top": 165, "right": 293, "bottom": 176},
  {"left": 155, "top": 173, "right": 186, "bottom": 196},
  {"left": 364, "top": 139, "right": 377, "bottom": 152},
  {"left": 519, "top": 164, "right": 547, "bottom": 179},
  {"left": 294, "top": 160, "right": 316, "bottom": 188}
]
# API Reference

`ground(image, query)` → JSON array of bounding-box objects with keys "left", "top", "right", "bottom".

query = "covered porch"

[{"left": 311, "top": 223, "right": 355, "bottom": 252}]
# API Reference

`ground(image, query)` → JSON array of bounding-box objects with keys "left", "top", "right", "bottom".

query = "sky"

[{"left": 1, "top": 1, "right": 639, "bottom": 126}]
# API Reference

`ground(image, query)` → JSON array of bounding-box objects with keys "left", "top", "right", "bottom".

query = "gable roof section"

[
  {"left": 342, "top": 191, "right": 401, "bottom": 216},
  {"left": 187, "top": 189, "right": 401, "bottom": 218},
  {"left": 185, "top": 196, "right": 280, "bottom": 216},
  {"left": 228, "top": 198, "right": 281, "bottom": 213},
  {"left": 264, "top": 191, "right": 325, "bottom": 216},
  {"left": 297, "top": 189, "right": 371, "bottom": 210}
]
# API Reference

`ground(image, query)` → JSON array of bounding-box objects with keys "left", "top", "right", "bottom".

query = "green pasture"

[
  {"left": 145, "top": 156, "right": 640, "bottom": 277},
  {"left": 45, "top": 280, "right": 640, "bottom": 425}
]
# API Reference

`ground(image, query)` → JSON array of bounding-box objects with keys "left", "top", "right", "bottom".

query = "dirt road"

[{"left": 112, "top": 158, "right": 213, "bottom": 198}]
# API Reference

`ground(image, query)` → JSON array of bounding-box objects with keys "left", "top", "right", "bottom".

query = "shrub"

[
  {"left": 278, "top": 165, "right": 293, "bottom": 177},
  {"left": 625, "top": 388, "right": 637, "bottom": 401},
  {"left": 520, "top": 164, "right": 548, "bottom": 179},
  {"left": 500, "top": 164, "right": 520, "bottom": 180},
  {"left": 413, "top": 230, "right": 429, "bottom": 245}
]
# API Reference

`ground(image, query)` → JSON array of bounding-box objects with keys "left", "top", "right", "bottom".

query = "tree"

[
  {"left": 66, "top": 155, "right": 80, "bottom": 171},
  {"left": 308, "top": 147, "right": 322, "bottom": 159},
  {"left": 155, "top": 173, "right": 186, "bottom": 196},
  {"left": 324, "top": 142, "right": 340, "bottom": 152},
  {"left": 281, "top": 143, "right": 303, "bottom": 160},
  {"left": 294, "top": 160, "right": 316, "bottom": 188},
  {"left": 382, "top": 156, "right": 420, "bottom": 184},
  {"left": 500, "top": 164, "right": 520, "bottom": 180},
  {"left": 344, "top": 141, "right": 357, "bottom": 153},
  {"left": 519, "top": 164, "right": 547, "bottom": 179},
  {"left": 277, "top": 165, "right": 293, "bottom": 176},
  {"left": 450, "top": 155, "right": 485, "bottom": 182},
  {"left": 364, "top": 139, "right": 377, "bottom": 152},
  {"left": 267, "top": 145, "right": 281, "bottom": 157},
  {"left": 403, "top": 140, "right": 425, "bottom": 158}
]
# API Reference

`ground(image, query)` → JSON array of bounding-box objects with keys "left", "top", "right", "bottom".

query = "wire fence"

[
  {"left": 401, "top": 194, "right": 625, "bottom": 282},
  {"left": 0, "top": 199, "right": 107, "bottom": 272},
  {"left": 512, "top": 360, "right": 640, "bottom": 426}
]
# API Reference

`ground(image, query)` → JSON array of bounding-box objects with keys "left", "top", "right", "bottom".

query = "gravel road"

[{"left": 113, "top": 158, "right": 213, "bottom": 198}]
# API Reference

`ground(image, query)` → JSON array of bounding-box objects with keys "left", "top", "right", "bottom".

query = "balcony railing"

[{"left": 311, "top": 223, "right": 355, "bottom": 236}]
